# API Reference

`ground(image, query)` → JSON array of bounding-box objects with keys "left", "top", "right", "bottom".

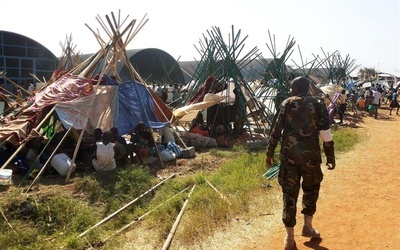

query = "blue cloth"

[
  {"left": 103, "top": 75, "right": 170, "bottom": 135},
  {"left": 167, "top": 141, "right": 181, "bottom": 157}
]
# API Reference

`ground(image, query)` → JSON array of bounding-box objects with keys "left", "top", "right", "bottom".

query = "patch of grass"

[
  {"left": 0, "top": 192, "right": 99, "bottom": 249},
  {"left": 332, "top": 127, "right": 362, "bottom": 152}
]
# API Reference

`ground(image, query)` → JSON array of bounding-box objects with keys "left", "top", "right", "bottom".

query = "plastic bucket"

[
  {"left": 0, "top": 169, "right": 12, "bottom": 185},
  {"left": 50, "top": 153, "right": 76, "bottom": 176}
]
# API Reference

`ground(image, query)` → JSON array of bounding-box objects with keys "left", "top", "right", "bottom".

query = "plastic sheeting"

[
  {"left": 110, "top": 76, "right": 169, "bottom": 134},
  {"left": 54, "top": 75, "right": 170, "bottom": 136}
]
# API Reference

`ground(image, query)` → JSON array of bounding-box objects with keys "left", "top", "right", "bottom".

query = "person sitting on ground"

[
  {"left": 94, "top": 128, "right": 103, "bottom": 143},
  {"left": 190, "top": 121, "right": 210, "bottom": 137},
  {"left": 189, "top": 111, "right": 209, "bottom": 132},
  {"left": 92, "top": 130, "right": 116, "bottom": 171},
  {"left": 110, "top": 127, "right": 128, "bottom": 165},
  {"left": 25, "top": 136, "right": 44, "bottom": 172},
  {"left": 189, "top": 112, "right": 210, "bottom": 137},
  {"left": 91, "top": 128, "right": 103, "bottom": 155},
  {"left": 130, "top": 122, "right": 155, "bottom": 165}
]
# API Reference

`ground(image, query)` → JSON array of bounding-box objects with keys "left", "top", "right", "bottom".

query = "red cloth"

[
  {"left": 187, "top": 75, "right": 215, "bottom": 105},
  {"left": 190, "top": 126, "right": 209, "bottom": 137}
]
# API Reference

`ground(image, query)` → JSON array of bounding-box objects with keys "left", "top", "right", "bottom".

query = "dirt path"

[{"left": 238, "top": 105, "right": 400, "bottom": 249}]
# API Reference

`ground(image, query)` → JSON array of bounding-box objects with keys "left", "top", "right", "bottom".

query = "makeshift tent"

[
  {"left": 175, "top": 26, "right": 270, "bottom": 143},
  {"left": 0, "top": 10, "right": 179, "bottom": 182},
  {"left": 26, "top": 73, "right": 171, "bottom": 135}
]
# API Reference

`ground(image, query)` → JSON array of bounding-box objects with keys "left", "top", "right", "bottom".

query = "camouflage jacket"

[{"left": 266, "top": 93, "right": 331, "bottom": 165}]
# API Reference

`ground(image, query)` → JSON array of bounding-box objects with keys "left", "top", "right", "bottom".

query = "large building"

[
  {"left": 80, "top": 48, "right": 186, "bottom": 86},
  {"left": 0, "top": 30, "right": 59, "bottom": 93},
  {"left": 0, "top": 30, "right": 186, "bottom": 97}
]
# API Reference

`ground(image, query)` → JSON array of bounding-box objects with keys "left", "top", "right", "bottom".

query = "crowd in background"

[{"left": 326, "top": 81, "right": 400, "bottom": 124}]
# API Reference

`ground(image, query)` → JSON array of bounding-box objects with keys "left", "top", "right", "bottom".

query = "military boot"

[
  {"left": 301, "top": 215, "right": 321, "bottom": 238},
  {"left": 284, "top": 227, "right": 295, "bottom": 250}
]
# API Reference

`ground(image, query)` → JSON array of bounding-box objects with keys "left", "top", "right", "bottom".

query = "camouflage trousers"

[{"left": 278, "top": 162, "right": 323, "bottom": 227}]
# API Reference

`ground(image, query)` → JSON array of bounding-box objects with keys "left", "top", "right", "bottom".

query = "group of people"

[
  {"left": 91, "top": 122, "right": 183, "bottom": 171},
  {"left": 153, "top": 84, "right": 180, "bottom": 106},
  {"left": 356, "top": 84, "right": 400, "bottom": 118},
  {"left": 326, "top": 82, "right": 400, "bottom": 125},
  {"left": 185, "top": 111, "right": 228, "bottom": 148}
]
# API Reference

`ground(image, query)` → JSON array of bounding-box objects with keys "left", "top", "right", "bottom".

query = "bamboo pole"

[
  {"left": 150, "top": 126, "right": 164, "bottom": 169},
  {"left": 102, "top": 185, "right": 191, "bottom": 243},
  {"left": 18, "top": 122, "right": 63, "bottom": 187},
  {"left": 0, "top": 73, "right": 30, "bottom": 95},
  {"left": 0, "top": 103, "right": 18, "bottom": 116},
  {"left": 162, "top": 185, "right": 196, "bottom": 250},
  {"left": 0, "top": 208, "right": 16, "bottom": 233},
  {"left": 205, "top": 178, "right": 231, "bottom": 205},
  {"left": 0, "top": 85, "right": 19, "bottom": 99},
  {"left": 34, "top": 106, "right": 57, "bottom": 132},
  {"left": 79, "top": 173, "right": 175, "bottom": 238},
  {"left": 65, "top": 129, "right": 85, "bottom": 182},
  {"left": 25, "top": 127, "right": 73, "bottom": 192},
  {"left": 0, "top": 107, "right": 56, "bottom": 170}
]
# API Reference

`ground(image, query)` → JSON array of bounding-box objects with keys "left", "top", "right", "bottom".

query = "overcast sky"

[{"left": 1, "top": 0, "right": 399, "bottom": 76}]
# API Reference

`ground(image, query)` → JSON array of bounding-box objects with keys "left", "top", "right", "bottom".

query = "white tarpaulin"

[
  {"left": 173, "top": 94, "right": 227, "bottom": 122},
  {"left": 319, "top": 84, "right": 344, "bottom": 97}
]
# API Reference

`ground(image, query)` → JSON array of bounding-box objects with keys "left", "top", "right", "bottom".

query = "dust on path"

[{"left": 240, "top": 106, "right": 400, "bottom": 250}]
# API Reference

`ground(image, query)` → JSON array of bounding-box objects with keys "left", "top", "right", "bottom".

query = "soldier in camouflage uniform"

[{"left": 266, "top": 76, "right": 336, "bottom": 250}]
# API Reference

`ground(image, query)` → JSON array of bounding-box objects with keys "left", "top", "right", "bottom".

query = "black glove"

[{"left": 323, "top": 141, "right": 335, "bottom": 169}]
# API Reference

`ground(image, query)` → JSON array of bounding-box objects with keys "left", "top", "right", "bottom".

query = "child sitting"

[{"left": 92, "top": 130, "right": 116, "bottom": 171}]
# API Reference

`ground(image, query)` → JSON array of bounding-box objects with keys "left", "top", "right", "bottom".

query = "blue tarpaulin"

[{"left": 104, "top": 75, "right": 170, "bottom": 135}]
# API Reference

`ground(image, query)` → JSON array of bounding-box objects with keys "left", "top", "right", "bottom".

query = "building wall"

[{"left": 0, "top": 31, "right": 58, "bottom": 93}]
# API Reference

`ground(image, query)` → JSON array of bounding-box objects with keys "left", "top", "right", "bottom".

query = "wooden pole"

[
  {"left": 18, "top": 123, "right": 63, "bottom": 186},
  {"left": 35, "top": 106, "right": 57, "bottom": 131},
  {"left": 162, "top": 185, "right": 196, "bottom": 250},
  {"left": 102, "top": 185, "right": 191, "bottom": 243},
  {"left": 25, "top": 127, "right": 72, "bottom": 192},
  {"left": 0, "top": 74, "right": 30, "bottom": 95},
  {"left": 79, "top": 173, "right": 175, "bottom": 238},
  {"left": 0, "top": 85, "right": 19, "bottom": 99},
  {"left": 0, "top": 208, "right": 16, "bottom": 233},
  {"left": 149, "top": 127, "right": 164, "bottom": 169},
  {"left": 0, "top": 141, "right": 26, "bottom": 170},
  {"left": 0, "top": 106, "right": 56, "bottom": 170},
  {"left": 65, "top": 129, "right": 85, "bottom": 182},
  {"left": 205, "top": 178, "right": 231, "bottom": 205}
]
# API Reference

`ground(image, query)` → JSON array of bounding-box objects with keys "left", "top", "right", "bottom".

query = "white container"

[
  {"left": 0, "top": 169, "right": 12, "bottom": 185},
  {"left": 50, "top": 153, "right": 76, "bottom": 176}
]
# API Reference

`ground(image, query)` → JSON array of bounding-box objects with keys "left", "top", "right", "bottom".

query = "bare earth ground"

[{"left": 203, "top": 103, "right": 400, "bottom": 250}]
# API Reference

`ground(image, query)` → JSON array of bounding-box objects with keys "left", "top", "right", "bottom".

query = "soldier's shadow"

[{"left": 303, "top": 237, "right": 329, "bottom": 250}]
